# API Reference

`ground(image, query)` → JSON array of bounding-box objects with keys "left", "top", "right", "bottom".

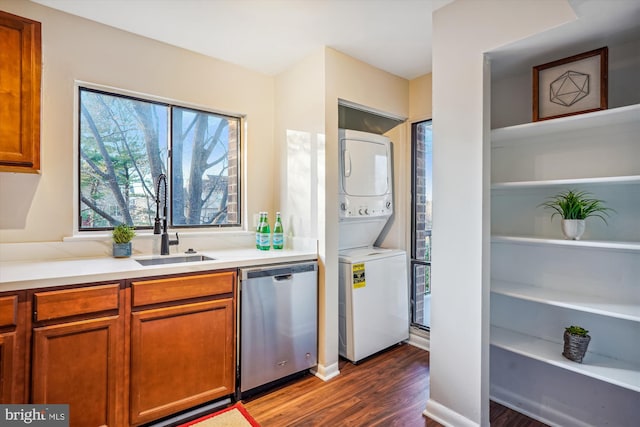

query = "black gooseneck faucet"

[{"left": 154, "top": 173, "right": 179, "bottom": 255}]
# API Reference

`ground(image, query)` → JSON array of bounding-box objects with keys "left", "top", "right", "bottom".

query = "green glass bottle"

[
  {"left": 255, "top": 212, "right": 265, "bottom": 249},
  {"left": 272, "top": 212, "right": 284, "bottom": 250},
  {"left": 258, "top": 212, "right": 270, "bottom": 251}
]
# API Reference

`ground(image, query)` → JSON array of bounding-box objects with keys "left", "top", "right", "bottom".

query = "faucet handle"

[{"left": 169, "top": 232, "right": 179, "bottom": 246}]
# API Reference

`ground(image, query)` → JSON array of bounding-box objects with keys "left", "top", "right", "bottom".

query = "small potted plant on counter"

[
  {"left": 562, "top": 325, "right": 591, "bottom": 363},
  {"left": 112, "top": 223, "right": 136, "bottom": 258},
  {"left": 539, "top": 190, "right": 614, "bottom": 240}
]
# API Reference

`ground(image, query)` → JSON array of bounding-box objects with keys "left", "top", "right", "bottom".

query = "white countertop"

[{"left": 0, "top": 248, "right": 317, "bottom": 292}]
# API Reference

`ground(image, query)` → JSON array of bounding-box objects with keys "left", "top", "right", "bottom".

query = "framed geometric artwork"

[{"left": 533, "top": 47, "right": 608, "bottom": 121}]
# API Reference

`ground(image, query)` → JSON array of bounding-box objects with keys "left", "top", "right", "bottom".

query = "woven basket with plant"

[{"left": 563, "top": 325, "right": 591, "bottom": 363}]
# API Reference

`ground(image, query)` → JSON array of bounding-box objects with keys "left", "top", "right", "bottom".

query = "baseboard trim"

[
  {"left": 491, "top": 384, "right": 592, "bottom": 427},
  {"left": 424, "top": 399, "right": 478, "bottom": 427},
  {"left": 311, "top": 361, "right": 340, "bottom": 382},
  {"left": 408, "top": 330, "right": 430, "bottom": 351}
]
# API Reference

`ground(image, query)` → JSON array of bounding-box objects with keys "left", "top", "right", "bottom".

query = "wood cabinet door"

[
  {"left": 32, "top": 316, "right": 122, "bottom": 427},
  {"left": 0, "top": 294, "right": 25, "bottom": 404},
  {"left": 0, "top": 332, "right": 16, "bottom": 403},
  {"left": 129, "top": 298, "right": 235, "bottom": 426},
  {"left": 0, "top": 11, "right": 41, "bottom": 173}
]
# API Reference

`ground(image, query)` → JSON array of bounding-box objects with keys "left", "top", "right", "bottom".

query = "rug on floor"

[{"left": 179, "top": 403, "right": 260, "bottom": 427}]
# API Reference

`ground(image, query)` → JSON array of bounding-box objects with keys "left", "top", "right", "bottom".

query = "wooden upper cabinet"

[{"left": 0, "top": 11, "right": 41, "bottom": 173}]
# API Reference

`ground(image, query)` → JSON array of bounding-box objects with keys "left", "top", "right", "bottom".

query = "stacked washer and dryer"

[{"left": 338, "top": 128, "right": 409, "bottom": 363}]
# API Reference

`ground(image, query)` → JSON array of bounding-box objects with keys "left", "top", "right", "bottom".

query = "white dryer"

[
  {"left": 338, "top": 129, "right": 409, "bottom": 363},
  {"left": 338, "top": 129, "right": 393, "bottom": 249}
]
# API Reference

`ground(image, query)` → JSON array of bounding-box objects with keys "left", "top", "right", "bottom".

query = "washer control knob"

[
  {"left": 340, "top": 202, "right": 346, "bottom": 210},
  {"left": 358, "top": 208, "right": 364, "bottom": 215},
  {"left": 386, "top": 201, "right": 391, "bottom": 209},
  {"left": 364, "top": 208, "right": 369, "bottom": 215}
]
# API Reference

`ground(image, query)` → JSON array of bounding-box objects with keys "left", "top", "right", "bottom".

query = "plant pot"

[
  {"left": 113, "top": 242, "right": 132, "bottom": 258},
  {"left": 562, "top": 330, "right": 591, "bottom": 363},
  {"left": 561, "top": 219, "right": 586, "bottom": 240}
]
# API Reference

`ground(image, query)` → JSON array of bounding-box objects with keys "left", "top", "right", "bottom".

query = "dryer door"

[{"left": 341, "top": 137, "right": 390, "bottom": 197}]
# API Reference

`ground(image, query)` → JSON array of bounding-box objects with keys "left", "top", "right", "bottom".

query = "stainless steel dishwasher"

[{"left": 238, "top": 261, "right": 318, "bottom": 396}]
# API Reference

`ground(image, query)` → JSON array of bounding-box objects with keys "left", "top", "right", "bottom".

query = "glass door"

[{"left": 411, "top": 120, "right": 433, "bottom": 329}]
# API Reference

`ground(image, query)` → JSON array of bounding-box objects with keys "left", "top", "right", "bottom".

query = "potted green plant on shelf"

[
  {"left": 563, "top": 325, "right": 591, "bottom": 363},
  {"left": 112, "top": 223, "right": 136, "bottom": 258},
  {"left": 539, "top": 190, "right": 614, "bottom": 240}
]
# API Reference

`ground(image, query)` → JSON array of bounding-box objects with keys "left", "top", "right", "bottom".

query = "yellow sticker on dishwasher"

[{"left": 353, "top": 263, "right": 365, "bottom": 288}]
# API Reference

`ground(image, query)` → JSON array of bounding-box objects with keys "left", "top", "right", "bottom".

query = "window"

[
  {"left": 411, "top": 120, "right": 433, "bottom": 329},
  {"left": 78, "top": 87, "right": 240, "bottom": 230}
]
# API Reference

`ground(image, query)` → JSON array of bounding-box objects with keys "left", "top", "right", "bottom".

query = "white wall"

[
  {"left": 427, "top": 1, "right": 576, "bottom": 426},
  {"left": 0, "top": 0, "right": 275, "bottom": 243},
  {"left": 405, "top": 73, "right": 433, "bottom": 260},
  {"left": 410, "top": 73, "right": 433, "bottom": 121},
  {"left": 491, "top": 38, "right": 640, "bottom": 129},
  {"left": 325, "top": 48, "right": 410, "bottom": 255},
  {"left": 274, "top": 48, "right": 336, "bottom": 378},
  {"left": 377, "top": 124, "right": 409, "bottom": 251},
  {"left": 275, "top": 49, "right": 325, "bottom": 243},
  {"left": 274, "top": 47, "right": 410, "bottom": 380}
]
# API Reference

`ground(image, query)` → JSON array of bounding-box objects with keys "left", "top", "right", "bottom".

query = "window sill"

[{"left": 64, "top": 228, "right": 252, "bottom": 243}]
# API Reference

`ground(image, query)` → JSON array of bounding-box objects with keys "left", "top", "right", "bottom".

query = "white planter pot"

[{"left": 561, "top": 219, "right": 586, "bottom": 240}]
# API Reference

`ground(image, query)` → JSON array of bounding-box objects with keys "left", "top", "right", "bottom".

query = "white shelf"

[
  {"left": 491, "top": 280, "right": 640, "bottom": 322},
  {"left": 491, "top": 175, "right": 640, "bottom": 190},
  {"left": 491, "top": 326, "right": 640, "bottom": 393},
  {"left": 491, "top": 103, "right": 640, "bottom": 147},
  {"left": 492, "top": 235, "right": 640, "bottom": 252}
]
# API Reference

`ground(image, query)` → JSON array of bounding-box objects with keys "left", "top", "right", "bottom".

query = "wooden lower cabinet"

[
  {"left": 0, "top": 293, "right": 26, "bottom": 403},
  {"left": 11, "top": 270, "right": 236, "bottom": 426},
  {"left": 30, "top": 283, "right": 123, "bottom": 427},
  {"left": 0, "top": 332, "right": 17, "bottom": 402},
  {"left": 129, "top": 271, "right": 236, "bottom": 426},
  {"left": 32, "top": 316, "right": 121, "bottom": 426}
]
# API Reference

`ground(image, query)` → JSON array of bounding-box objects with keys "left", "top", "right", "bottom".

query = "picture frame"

[{"left": 533, "top": 47, "right": 608, "bottom": 121}]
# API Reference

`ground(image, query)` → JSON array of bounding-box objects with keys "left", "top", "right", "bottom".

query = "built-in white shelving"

[
  {"left": 491, "top": 103, "right": 640, "bottom": 147},
  {"left": 491, "top": 280, "right": 640, "bottom": 322},
  {"left": 491, "top": 326, "right": 640, "bottom": 393},
  {"left": 490, "top": 100, "right": 640, "bottom": 425},
  {"left": 492, "top": 235, "right": 640, "bottom": 252}
]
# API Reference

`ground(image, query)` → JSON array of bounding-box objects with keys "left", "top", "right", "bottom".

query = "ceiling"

[
  {"left": 30, "top": 0, "right": 640, "bottom": 80},
  {"left": 30, "top": 0, "right": 452, "bottom": 80},
  {"left": 490, "top": 0, "right": 640, "bottom": 77}
]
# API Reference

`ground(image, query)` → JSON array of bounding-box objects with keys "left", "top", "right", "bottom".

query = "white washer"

[
  {"left": 337, "top": 128, "right": 409, "bottom": 363},
  {"left": 338, "top": 247, "right": 409, "bottom": 363}
]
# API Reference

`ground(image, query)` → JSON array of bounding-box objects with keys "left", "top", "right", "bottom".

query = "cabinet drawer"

[
  {"left": 0, "top": 296, "right": 18, "bottom": 327},
  {"left": 131, "top": 271, "right": 235, "bottom": 307},
  {"left": 34, "top": 284, "right": 120, "bottom": 322}
]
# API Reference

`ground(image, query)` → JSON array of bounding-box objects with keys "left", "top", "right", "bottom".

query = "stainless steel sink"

[{"left": 135, "top": 255, "right": 215, "bottom": 266}]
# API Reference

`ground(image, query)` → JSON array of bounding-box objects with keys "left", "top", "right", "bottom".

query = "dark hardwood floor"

[{"left": 242, "top": 344, "right": 547, "bottom": 427}]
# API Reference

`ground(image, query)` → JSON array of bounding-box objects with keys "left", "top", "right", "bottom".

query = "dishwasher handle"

[
  {"left": 242, "top": 262, "right": 317, "bottom": 280},
  {"left": 274, "top": 274, "right": 293, "bottom": 282}
]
